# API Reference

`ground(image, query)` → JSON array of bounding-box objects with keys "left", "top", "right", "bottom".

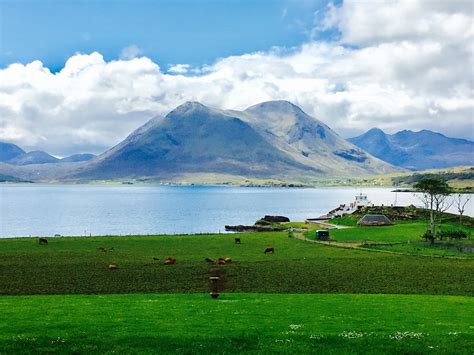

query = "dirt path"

[
  {"left": 305, "top": 220, "right": 352, "bottom": 230},
  {"left": 292, "top": 232, "right": 473, "bottom": 260},
  {"left": 292, "top": 233, "right": 362, "bottom": 248}
]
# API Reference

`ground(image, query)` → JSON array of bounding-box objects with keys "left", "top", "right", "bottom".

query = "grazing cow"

[
  {"left": 264, "top": 247, "right": 274, "bottom": 254},
  {"left": 235, "top": 237, "right": 241, "bottom": 244},
  {"left": 108, "top": 264, "right": 118, "bottom": 270},
  {"left": 165, "top": 257, "right": 176, "bottom": 265},
  {"left": 38, "top": 237, "right": 48, "bottom": 245},
  {"left": 205, "top": 257, "right": 215, "bottom": 263},
  {"left": 97, "top": 247, "right": 106, "bottom": 252}
]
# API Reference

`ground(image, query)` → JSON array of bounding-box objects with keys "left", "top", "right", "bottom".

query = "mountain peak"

[
  {"left": 165, "top": 101, "right": 216, "bottom": 119},
  {"left": 245, "top": 100, "right": 302, "bottom": 113},
  {"left": 366, "top": 128, "right": 385, "bottom": 135}
]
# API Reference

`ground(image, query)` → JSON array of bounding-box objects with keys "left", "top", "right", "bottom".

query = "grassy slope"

[
  {"left": 0, "top": 293, "right": 472, "bottom": 354},
  {"left": 1, "top": 231, "right": 473, "bottom": 295},
  {"left": 328, "top": 220, "right": 471, "bottom": 243},
  {"left": 325, "top": 215, "right": 474, "bottom": 257}
]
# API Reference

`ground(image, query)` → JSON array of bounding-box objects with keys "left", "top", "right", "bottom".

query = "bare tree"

[
  {"left": 434, "top": 194, "right": 453, "bottom": 239},
  {"left": 455, "top": 193, "right": 472, "bottom": 226}
]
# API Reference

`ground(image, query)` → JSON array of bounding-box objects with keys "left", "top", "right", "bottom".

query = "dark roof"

[{"left": 357, "top": 214, "right": 393, "bottom": 226}]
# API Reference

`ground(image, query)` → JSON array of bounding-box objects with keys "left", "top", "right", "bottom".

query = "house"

[{"left": 357, "top": 214, "right": 393, "bottom": 226}]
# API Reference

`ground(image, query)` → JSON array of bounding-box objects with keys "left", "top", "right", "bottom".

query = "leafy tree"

[{"left": 414, "top": 178, "right": 452, "bottom": 244}]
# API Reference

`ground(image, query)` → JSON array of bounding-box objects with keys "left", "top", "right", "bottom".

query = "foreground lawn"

[
  {"left": 0, "top": 293, "right": 472, "bottom": 354},
  {"left": 1, "top": 232, "right": 473, "bottom": 295}
]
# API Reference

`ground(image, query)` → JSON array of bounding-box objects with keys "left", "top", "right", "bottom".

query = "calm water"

[{"left": 0, "top": 184, "right": 472, "bottom": 238}]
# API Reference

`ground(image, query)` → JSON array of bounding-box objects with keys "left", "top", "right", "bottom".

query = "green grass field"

[
  {"left": 1, "top": 231, "right": 473, "bottom": 295},
  {"left": 1, "top": 219, "right": 473, "bottom": 353},
  {"left": 1, "top": 293, "right": 472, "bottom": 354}
]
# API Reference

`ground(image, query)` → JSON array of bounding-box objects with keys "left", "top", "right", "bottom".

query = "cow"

[
  {"left": 97, "top": 247, "right": 106, "bottom": 252},
  {"left": 235, "top": 237, "right": 241, "bottom": 244},
  {"left": 205, "top": 257, "right": 215, "bottom": 263},
  {"left": 108, "top": 264, "right": 118, "bottom": 270},
  {"left": 38, "top": 237, "right": 48, "bottom": 245},
  {"left": 264, "top": 247, "right": 274, "bottom": 254},
  {"left": 165, "top": 257, "right": 176, "bottom": 265},
  {"left": 216, "top": 259, "right": 226, "bottom": 265},
  {"left": 224, "top": 258, "right": 232, "bottom": 263}
]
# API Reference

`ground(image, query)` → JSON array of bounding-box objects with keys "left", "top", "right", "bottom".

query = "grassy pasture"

[
  {"left": 0, "top": 293, "right": 472, "bottom": 354},
  {"left": 318, "top": 215, "right": 474, "bottom": 258},
  {"left": 1, "top": 231, "right": 473, "bottom": 295}
]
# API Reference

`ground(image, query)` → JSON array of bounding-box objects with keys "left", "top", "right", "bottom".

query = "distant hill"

[
  {"left": 349, "top": 128, "right": 474, "bottom": 170},
  {"left": 0, "top": 142, "right": 25, "bottom": 162},
  {"left": 0, "top": 142, "right": 96, "bottom": 166},
  {"left": 60, "top": 154, "right": 96, "bottom": 163},
  {"left": 8, "top": 150, "right": 59, "bottom": 165},
  {"left": 70, "top": 101, "right": 397, "bottom": 181}
]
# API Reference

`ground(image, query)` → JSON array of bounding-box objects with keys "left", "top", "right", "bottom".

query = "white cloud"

[
  {"left": 119, "top": 45, "right": 143, "bottom": 60},
  {"left": 0, "top": 0, "right": 472, "bottom": 156},
  {"left": 167, "top": 64, "right": 190, "bottom": 74}
]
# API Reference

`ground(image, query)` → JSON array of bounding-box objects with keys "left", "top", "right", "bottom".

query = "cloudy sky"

[{"left": 0, "top": 0, "right": 473, "bottom": 156}]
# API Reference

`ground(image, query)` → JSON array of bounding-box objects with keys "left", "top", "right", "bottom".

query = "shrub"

[
  {"left": 438, "top": 230, "right": 468, "bottom": 240},
  {"left": 420, "top": 230, "right": 434, "bottom": 242}
]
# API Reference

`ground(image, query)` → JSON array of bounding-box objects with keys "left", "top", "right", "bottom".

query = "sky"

[{"left": 0, "top": 0, "right": 472, "bottom": 156}]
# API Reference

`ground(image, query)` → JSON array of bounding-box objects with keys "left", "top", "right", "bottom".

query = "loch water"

[{"left": 0, "top": 184, "right": 472, "bottom": 238}]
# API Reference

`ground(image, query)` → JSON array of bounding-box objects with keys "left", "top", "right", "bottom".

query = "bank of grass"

[
  {"left": 0, "top": 293, "right": 472, "bottom": 354},
  {"left": 1, "top": 231, "right": 473, "bottom": 295}
]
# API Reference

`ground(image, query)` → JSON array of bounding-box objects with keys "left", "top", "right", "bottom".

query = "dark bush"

[
  {"left": 438, "top": 230, "right": 468, "bottom": 240},
  {"left": 421, "top": 230, "right": 434, "bottom": 242}
]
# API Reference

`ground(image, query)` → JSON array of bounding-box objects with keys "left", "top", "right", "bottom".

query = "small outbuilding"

[
  {"left": 316, "top": 230, "right": 330, "bottom": 241},
  {"left": 357, "top": 214, "right": 393, "bottom": 226}
]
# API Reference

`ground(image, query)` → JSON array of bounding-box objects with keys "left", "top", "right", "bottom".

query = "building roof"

[{"left": 357, "top": 214, "right": 393, "bottom": 226}]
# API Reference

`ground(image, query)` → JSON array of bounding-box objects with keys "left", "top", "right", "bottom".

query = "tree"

[
  {"left": 434, "top": 193, "right": 453, "bottom": 239},
  {"left": 455, "top": 193, "right": 472, "bottom": 226},
  {"left": 414, "top": 177, "right": 452, "bottom": 244}
]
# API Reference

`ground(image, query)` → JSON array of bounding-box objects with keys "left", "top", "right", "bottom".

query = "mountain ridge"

[
  {"left": 67, "top": 101, "right": 398, "bottom": 180},
  {"left": 349, "top": 128, "right": 474, "bottom": 170}
]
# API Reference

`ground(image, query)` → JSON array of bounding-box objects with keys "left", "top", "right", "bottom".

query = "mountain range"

[
  {"left": 349, "top": 128, "right": 474, "bottom": 171},
  {"left": 0, "top": 142, "right": 95, "bottom": 165},
  {"left": 68, "top": 101, "right": 395, "bottom": 180},
  {"left": 0, "top": 101, "right": 472, "bottom": 182}
]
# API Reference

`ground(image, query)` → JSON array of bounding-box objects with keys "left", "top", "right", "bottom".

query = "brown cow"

[
  {"left": 216, "top": 259, "right": 226, "bottom": 265},
  {"left": 235, "top": 237, "right": 241, "bottom": 244},
  {"left": 38, "top": 237, "right": 48, "bottom": 245},
  {"left": 165, "top": 257, "right": 176, "bottom": 265},
  {"left": 108, "top": 264, "right": 118, "bottom": 270},
  {"left": 264, "top": 247, "right": 274, "bottom": 254}
]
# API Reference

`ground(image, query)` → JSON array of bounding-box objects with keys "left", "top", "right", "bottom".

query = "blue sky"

[
  {"left": 0, "top": 0, "right": 335, "bottom": 71},
  {"left": 1, "top": 0, "right": 472, "bottom": 155}
]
